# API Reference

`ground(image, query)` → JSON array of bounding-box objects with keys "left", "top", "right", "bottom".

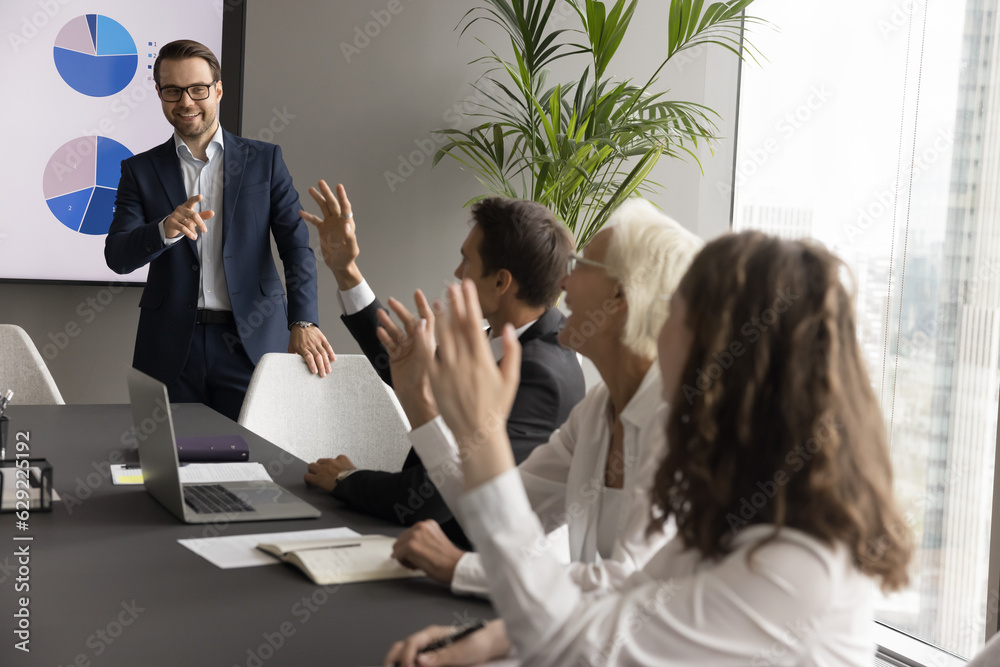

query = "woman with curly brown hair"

[{"left": 385, "top": 231, "right": 913, "bottom": 667}]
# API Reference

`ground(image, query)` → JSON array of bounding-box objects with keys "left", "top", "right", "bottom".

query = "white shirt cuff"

[
  {"left": 337, "top": 279, "right": 376, "bottom": 315},
  {"left": 450, "top": 553, "right": 490, "bottom": 598},
  {"left": 159, "top": 218, "right": 183, "bottom": 246},
  {"left": 408, "top": 416, "right": 461, "bottom": 469}
]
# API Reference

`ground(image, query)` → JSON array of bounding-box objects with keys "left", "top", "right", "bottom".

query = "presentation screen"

[{"left": 0, "top": 0, "right": 242, "bottom": 284}]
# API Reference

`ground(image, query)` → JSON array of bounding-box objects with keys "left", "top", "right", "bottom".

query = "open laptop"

[{"left": 126, "top": 368, "right": 321, "bottom": 523}]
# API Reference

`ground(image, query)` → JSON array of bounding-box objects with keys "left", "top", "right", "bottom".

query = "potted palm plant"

[{"left": 433, "top": 0, "right": 764, "bottom": 247}]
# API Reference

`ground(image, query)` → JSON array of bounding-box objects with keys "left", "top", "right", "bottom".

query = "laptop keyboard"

[{"left": 183, "top": 484, "right": 254, "bottom": 514}]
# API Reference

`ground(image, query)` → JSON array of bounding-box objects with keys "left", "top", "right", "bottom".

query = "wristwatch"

[{"left": 290, "top": 321, "right": 315, "bottom": 330}]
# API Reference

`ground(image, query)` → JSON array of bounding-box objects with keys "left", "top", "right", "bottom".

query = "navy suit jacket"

[
  {"left": 105, "top": 131, "right": 319, "bottom": 385},
  {"left": 335, "top": 300, "right": 586, "bottom": 548}
]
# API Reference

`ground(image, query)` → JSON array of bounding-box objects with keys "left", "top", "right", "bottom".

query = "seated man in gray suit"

[{"left": 299, "top": 181, "right": 585, "bottom": 549}]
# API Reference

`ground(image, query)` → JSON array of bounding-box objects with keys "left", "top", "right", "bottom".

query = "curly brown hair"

[{"left": 650, "top": 231, "right": 912, "bottom": 592}]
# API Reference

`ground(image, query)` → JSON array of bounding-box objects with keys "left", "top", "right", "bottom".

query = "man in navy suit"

[
  {"left": 300, "top": 182, "right": 585, "bottom": 550},
  {"left": 105, "top": 40, "right": 334, "bottom": 420}
]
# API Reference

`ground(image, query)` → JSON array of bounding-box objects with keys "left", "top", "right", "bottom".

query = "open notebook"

[{"left": 257, "top": 534, "right": 424, "bottom": 585}]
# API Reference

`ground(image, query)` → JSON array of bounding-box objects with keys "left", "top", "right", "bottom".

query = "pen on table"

[
  {"left": 417, "top": 619, "right": 487, "bottom": 655},
  {"left": 0, "top": 389, "right": 13, "bottom": 419},
  {"left": 293, "top": 542, "right": 362, "bottom": 552}
]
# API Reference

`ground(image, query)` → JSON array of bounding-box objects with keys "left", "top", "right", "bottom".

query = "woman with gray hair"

[{"left": 385, "top": 198, "right": 703, "bottom": 597}]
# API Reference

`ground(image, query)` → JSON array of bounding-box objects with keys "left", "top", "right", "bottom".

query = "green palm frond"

[{"left": 435, "top": 0, "right": 768, "bottom": 248}]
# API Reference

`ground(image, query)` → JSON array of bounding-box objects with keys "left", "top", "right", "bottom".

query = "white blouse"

[
  {"left": 462, "top": 469, "right": 877, "bottom": 666},
  {"left": 409, "top": 365, "right": 673, "bottom": 597}
]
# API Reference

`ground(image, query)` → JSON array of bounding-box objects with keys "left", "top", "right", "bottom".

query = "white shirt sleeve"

[
  {"left": 411, "top": 416, "right": 578, "bottom": 597},
  {"left": 158, "top": 218, "right": 183, "bottom": 246},
  {"left": 411, "top": 396, "right": 664, "bottom": 597},
  {"left": 460, "top": 469, "right": 874, "bottom": 666},
  {"left": 408, "top": 416, "right": 466, "bottom": 514},
  {"left": 451, "top": 553, "right": 491, "bottom": 597},
  {"left": 336, "top": 279, "right": 376, "bottom": 315}
]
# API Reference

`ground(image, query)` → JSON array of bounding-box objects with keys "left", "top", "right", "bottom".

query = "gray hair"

[{"left": 603, "top": 199, "right": 704, "bottom": 358}]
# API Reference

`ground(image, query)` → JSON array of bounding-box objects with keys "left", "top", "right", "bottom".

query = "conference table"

[{"left": 0, "top": 403, "right": 494, "bottom": 666}]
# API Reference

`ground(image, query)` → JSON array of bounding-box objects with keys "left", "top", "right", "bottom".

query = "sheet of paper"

[
  {"left": 179, "top": 462, "right": 272, "bottom": 483},
  {"left": 178, "top": 527, "right": 362, "bottom": 569},
  {"left": 110, "top": 462, "right": 273, "bottom": 486}
]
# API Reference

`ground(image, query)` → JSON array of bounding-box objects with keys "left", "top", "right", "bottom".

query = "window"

[{"left": 733, "top": 0, "right": 999, "bottom": 660}]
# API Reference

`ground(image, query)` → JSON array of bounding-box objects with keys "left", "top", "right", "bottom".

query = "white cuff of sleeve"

[
  {"left": 450, "top": 553, "right": 490, "bottom": 598},
  {"left": 337, "top": 279, "right": 376, "bottom": 315},
  {"left": 159, "top": 218, "right": 183, "bottom": 245},
  {"left": 409, "top": 416, "right": 461, "bottom": 469}
]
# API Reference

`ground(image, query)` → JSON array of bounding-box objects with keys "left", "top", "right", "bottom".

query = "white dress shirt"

[
  {"left": 410, "top": 364, "right": 672, "bottom": 597},
  {"left": 462, "top": 469, "right": 877, "bottom": 666},
  {"left": 159, "top": 126, "right": 231, "bottom": 311},
  {"left": 337, "top": 279, "right": 377, "bottom": 315}
]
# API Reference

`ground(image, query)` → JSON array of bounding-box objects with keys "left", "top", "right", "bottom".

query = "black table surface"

[{"left": 0, "top": 404, "right": 493, "bottom": 667}]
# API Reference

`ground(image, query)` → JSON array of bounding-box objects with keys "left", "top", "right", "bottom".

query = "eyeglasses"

[
  {"left": 158, "top": 81, "right": 217, "bottom": 102},
  {"left": 566, "top": 252, "right": 609, "bottom": 276}
]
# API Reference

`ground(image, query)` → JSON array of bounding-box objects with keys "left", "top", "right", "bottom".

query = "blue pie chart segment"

[
  {"left": 53, "top": 15, "right": 137, "bottom": 97},
  {"left": 44, "top": 136, "right": 133, "bottom": 236},
  {"left": 96, "top": 136, "right": 133, "bottom": 188},
  {"left": 45, "top": 189, "right": 94, "bottom": 234}
]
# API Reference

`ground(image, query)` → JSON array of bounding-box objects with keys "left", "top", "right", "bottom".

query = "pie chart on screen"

[
  {"left": 53, "top": 15, "right": 138, "bottom": 97},
  {"left": 43, "top": 136, "right": 133, "bottom": 236}
]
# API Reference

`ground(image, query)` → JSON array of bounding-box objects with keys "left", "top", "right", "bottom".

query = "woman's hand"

[
  {"left": 417, "top": 281, "right": 520, "bottom": 489},
  {"left": 383, "top": 619, "right": 510, "bottom": 667}
]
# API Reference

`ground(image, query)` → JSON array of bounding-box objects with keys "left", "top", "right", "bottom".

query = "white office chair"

[
  {"left": 238, "top": 353, "right": 411, "bottom": 470},
  {"left": 968, "top": 632, "right": 1000, "bottom": 667},
  {"left": 0, "top": 324, "right": 65, "bottom": 404}
]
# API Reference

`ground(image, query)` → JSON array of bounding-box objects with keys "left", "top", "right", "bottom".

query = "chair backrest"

[
  {"left": 968, "top": 632, "right": 1000, "bottom": 666},
  {"left": 0, "top": 325, "right": 65, "bottom": 405},
  {"left": 238, "top": 354, "right": 411, "bottom": 470}
]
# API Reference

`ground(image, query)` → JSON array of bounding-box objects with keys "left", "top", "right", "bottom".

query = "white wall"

[{"left": 0, "top": 1, "right": 741, "bottom": 403}]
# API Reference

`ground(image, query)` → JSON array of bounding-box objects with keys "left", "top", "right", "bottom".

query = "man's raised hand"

[{"left": 299, "top": 180, "right": 361, "bottom": 288}]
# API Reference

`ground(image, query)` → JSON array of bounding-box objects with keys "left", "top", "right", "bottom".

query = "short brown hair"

[
  {"left": 153, "top": 40, "right": 221, "bottom": 87},
  {"left": 650, "top": 231, "right": 912, "bottom": 592},
  {"left": 471, "top": 197, "right": 572, "bottom": 308}
]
